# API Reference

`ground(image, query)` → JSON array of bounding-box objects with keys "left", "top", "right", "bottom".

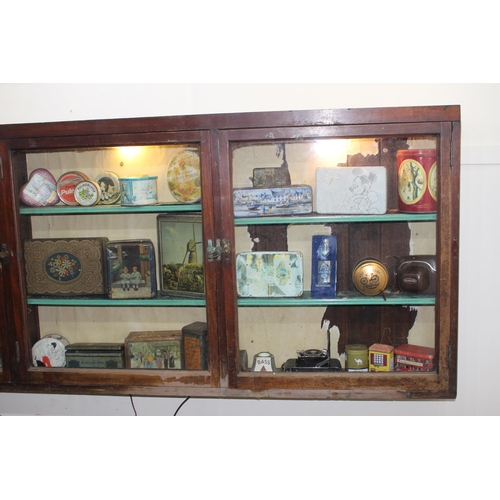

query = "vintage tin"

[
  {"left": 167, "top": 150, "right": 201, "bottom": 203},
  {"left": 157, "top": 214, "right": 204, "bottom": 297},
  {"left": 396, "top": 255, "right": 437, "bottom": 294},
  {"left": 19, "top": 168, "right": 60, "bottom": 207},
  {"left": 397, "top": 149, "right": 437, "bottom": 213},
  {"left": 369, "top": 343, "right": 394, "bottom": 372},
  {"left": 316, "top": 166, "right": 387, "bottom": 215},
  {"left": 32, "top": 337, "right": 66, "bottom": 367},
  {"left": 352, "top": 258, "right": 389, "bottom": 296},
  {"left": 311, "top": 235, "right": 337, "bottom": 298},
  {"left": 65, "top": 343, "right": 125, "bottom": 369},
  {"left": 95, "top": 171, "right": 121, "bottom": 205},
  {"left": 106, "top": 239, "right": 156, "bottom": 299},
  {"left": 233, "top": 185, "right": 313, "bottom": 217},
  {"left": 345, "top": 344, "right": 369, "bottom": 372},
  {"left": 125, "top": 330, "right": 183, "bottom": 369},
  {"left": 182, "top": 321, "right": 208, "bottom": 370},
  {"left": 251, "top": 352, "right": 277, "bottom": 372},
  {"left": 394, "top": 344, "right": 435, "bottom": 372},
  {"left": 252, "top": 167, "right": 290, "bottom": 188},
  {"left": 236, "top": 251, "right": 303, "bottom": 297},
  {"left": 57, "top": 171, "right": 89, "bottom": 205},
  {"left": 24, "top": 237, "right": 108, "bottom": 296},
  {"left": 74, "top": 180, "right": 101, "bottom": 206},
  {"left": 119, "top": 176, "right": 158, "bottom": 206}
]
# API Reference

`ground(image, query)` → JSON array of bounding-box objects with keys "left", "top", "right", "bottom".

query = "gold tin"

[{"left": 352, "top": 258, "right": 389, "bottom": 296}]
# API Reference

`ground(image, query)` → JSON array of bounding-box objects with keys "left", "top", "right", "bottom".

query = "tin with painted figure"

[
  {"left": 352, "top": 258, "right": 389, "bottom": 296},
  {"left": 345, "top": 344, "right": 368, "bottom": 372}
]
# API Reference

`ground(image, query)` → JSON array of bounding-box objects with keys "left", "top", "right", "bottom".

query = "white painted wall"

[{"left": 0, "top": 83, "right": 498, "bottom": 415}]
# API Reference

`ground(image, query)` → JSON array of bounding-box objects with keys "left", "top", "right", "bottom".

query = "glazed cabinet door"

[
  {"left": 218, "top": 114, "right": 459, "bottom": 399},
  {"left": 0, "top": 129, "right": 221, "bottom": 396}
]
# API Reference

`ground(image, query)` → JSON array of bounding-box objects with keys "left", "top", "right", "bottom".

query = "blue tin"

[
  {"left": 119, "top": 176, "right": 158, "bottom": 206},
  {"left": 311, "top": 235, "right": 337, "bottom": 298}
]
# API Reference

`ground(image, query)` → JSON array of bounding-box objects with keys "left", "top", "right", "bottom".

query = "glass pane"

[
  {"left": 231, "top": 135, "right": 438, "bottom": 374},
  {"left": 20, "top": 144, "right": 208, "bottom": 371}
]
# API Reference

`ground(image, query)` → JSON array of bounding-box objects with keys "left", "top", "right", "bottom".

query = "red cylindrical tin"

[
  {"left": 397, "top": 149, "right": 437, "bottom": 213},
  {"left": 57, "top": 171, "right": 89, "bottom": 205}
]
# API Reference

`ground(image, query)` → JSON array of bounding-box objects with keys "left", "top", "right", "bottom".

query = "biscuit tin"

[
  {"left": 65, "top": 343, "right": 125, "bottom": 369},
  {"left": 167, "top": 150, "right": 201, "bottom": 203},
  {"left": 125, "top": 330, "right": 183, "bottom": 369},
  {"left": 394, "top": 344, "right": 435, "bottom": 372},
  {"left": 106, "top": 239, "right": 156, "bottom": 299},
  {"left": 182, "top": 321, "right": 208, "bottom": 370},
  {"left": 74, "top": 180, "right": 101, "bottom": 206},
  {"left": 397, "top": 149, "right": 437, "bottom": 213},
  {"left": 311, "top": 235, "right": 337, "bottom": 298},
  {"left": 345, "top": 344, "right": 368, "bottom": 372},
  {"left": 352, "top": 258, "right": 389, "bottom": 296},
  {"left": 157, "top": 214, "right": 204, "bottom": 297},
  {"left": 19, "top": 168, "right": 60, "bottom": 207},
  {"left": 95, "top": 171, "right": 121, "bottom": 205},
  {"left": 236, "top": 251, "right": 303, "bottom": 297},
  {"left": 316, "top": 166, "right": 387, "bottom": 215},
  {"left": 57, "top": 171, "right": 89, "bottom": 205},
  {"left": 369, "top": 343, "right": 394, "bottom": 372},
  {"left": 119, "top": 176, "right": 158, "bottom": 206},
  {"left": 24, "top": 237, "right": 108, "bottom": 296},
  {"left": 233, "top": 185, "right": 312, "bottom": 217}
]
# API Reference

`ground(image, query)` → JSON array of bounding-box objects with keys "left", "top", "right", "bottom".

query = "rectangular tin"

[
  {"left": 311, "top": 235, "right": 337, "bottom": 298},
  {"left": 24, "top": 237, "right": 108, "bottom": 296},
  {"left": 119, "top": 176, "right": 158, "bottom": 206},
  {"left": 65, "top": 343, "right": 125, "bottom": 369},
  {"left": 369, "top": 343, "right": 394, "bottom": 372},
  {"left": 106, "top": 239, "right": 156, "bottom": 299},
  {"left": 182, "top": 321, "right": 208, "bottom": 370},
  {"left": 125, "top": 330, "right": 183, "bottom": 369},
  {"left": 233, "top": 185, "right": 312, "bottom": 218},
  {"left": 316, "top": 166, "right": 387, "bottom": 215},
  {"left": 236, "top": 251, "right": 303, "bottom": 297},
  {"left": 252, "top": 167, "right": 290, "bottom": 188},
  {"left": 394, "top": 344, "right": 435, "bottom": 372},
  {"left": 157, "top": 214, "right": 204, "bottom": 297}
]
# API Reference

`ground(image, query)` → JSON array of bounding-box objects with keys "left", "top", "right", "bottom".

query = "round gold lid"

[{"left": 352, "top": 259, "right": 389, "bottom": 296}]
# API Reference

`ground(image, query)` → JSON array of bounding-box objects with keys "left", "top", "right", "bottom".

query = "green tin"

[
  {"left": 66, "top": 343, "right": 125, "bottom": 369},
  {"left": 345, "top": 344, "right": 368, "bottom": 372}
]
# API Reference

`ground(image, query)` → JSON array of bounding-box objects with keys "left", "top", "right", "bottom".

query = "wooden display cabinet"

[{"left": 0, "top": 105, "right": 460, "bottom": 399}]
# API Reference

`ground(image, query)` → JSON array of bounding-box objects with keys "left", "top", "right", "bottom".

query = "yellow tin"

[
  {"left": 352, "top": 259, "right": 389, "bottom": 296},
  {"left": 369, "top": 343, "right": 394, "bottom": 372}
]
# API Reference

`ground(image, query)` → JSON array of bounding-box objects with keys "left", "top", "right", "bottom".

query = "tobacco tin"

[
  {"left": 57, "top": 171, "right": 89, "bottom": 205},
  {"left": 74, "top": 180, "right": 101, "bottom": 206},
  {"left": 95, "top": 171, "right": 121, "bottom": 205},
  {"left": 352, "top": 258, "right": 389, "bottom": 296}
]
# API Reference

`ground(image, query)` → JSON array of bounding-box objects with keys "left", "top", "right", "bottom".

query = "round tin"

[
  {"left": 397, "top": 149, "right": 437, "bottom": 213},
  {"left": 95, "top": 171, "right": 121, "bottom": 205},
  {"left": 32, "top": 337, "right": 66, "bottom": 367},
  {"left": 352, "top": 258, "right": 389, "bottom": 296},
  {"left": 345, "top": 344, "right": 368, "bottom": 371},
  {"left": 74, "top": 180, "right": 101, "bottom": 206},
  {"left": 167, "top": 150, "right": 201, "bottom": 203},
  {"left": 119, "top": 176, "right": 158, "bottom": 206},
  {"left": 57, "top": 171, "right": 89, "bottom": 205}
]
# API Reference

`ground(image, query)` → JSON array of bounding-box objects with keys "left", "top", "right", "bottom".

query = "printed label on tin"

[{"left": 398, "top": 159, "right": 427, "bottom": 205}]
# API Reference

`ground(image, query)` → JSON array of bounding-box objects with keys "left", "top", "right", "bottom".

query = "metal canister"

[
  {"left": 345, "top": 344, "right": 368, "bottom": 372},
  {"left": 352, "top": 258, "right": 389, "bottom": 296},
  {"left": 397, "top": 149, "right": 437, "bottom": 213}
]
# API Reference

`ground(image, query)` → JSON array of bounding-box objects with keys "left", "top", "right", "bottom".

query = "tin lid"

[
  {"left": 369, "top": 343, "right": 394, "bottom": 353},
  {"left": 346, "top": 344, "right": 368, "bottom": 353},
  {"left": 74, "top": 180, "right": 101, "bottom": 206},
  {"left": 397, "top": 149, "right": 436, "bottom": 157},
  {"left": 57, "top": 171, "right": 89, "bottom": 205},
  {"left": 66, "top": 343, "right": 125, "bottom": 353},
  {"left": 352, "top": 259, "right": 389, "bottom": 296},
  {"left": 395, "top": 343, "right": 435, "bottom": 359},
  {"left": 167, "top": 150, "right": 201, "bottom": 203},
  {"left": 95, "top": 171, "right": 121, "bottom": 205},
  {"left": 182, "top": 321, "right": 208, "bottom": 336}
]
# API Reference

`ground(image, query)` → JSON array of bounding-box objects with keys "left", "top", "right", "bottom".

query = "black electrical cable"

[
  {"left": 130, "top": 395, "right": 137, "bottom": 416},
  {"left": 174, "top": 396, "right": 190, "bottom": 416}
]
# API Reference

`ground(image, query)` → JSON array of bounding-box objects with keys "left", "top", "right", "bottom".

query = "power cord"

[
  {"left": 129, "top": 395, "right": 190, "bottom": 415},
  {"left": 130, "top": 395, "right": 137, "bottom": 416},
  {"left": 174, "top": 396, "right": 190, "bottom": 416}
]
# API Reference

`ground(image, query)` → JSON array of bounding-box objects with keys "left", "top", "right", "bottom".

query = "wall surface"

[{"left": 0, "top": 83, "right": 498, "bottom": 415}]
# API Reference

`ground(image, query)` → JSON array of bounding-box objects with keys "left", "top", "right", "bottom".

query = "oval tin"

[
  {"left": 57, "top": 171, "right": 89, "bottom": 205},
  {"left": 352, "top": 258, "right": 389, "bottom": 296},
  {"left": 74, "top": 180, "right": 101, "bottom": 206},
  {"left": 167, "top": 150, "right": 201, "bottom": 203},
  {"left": 95, "top": 171, "right": 121, "bottom": 205},
  {"left": 119, "top": 176, "right": 158, "bottom": 206}
]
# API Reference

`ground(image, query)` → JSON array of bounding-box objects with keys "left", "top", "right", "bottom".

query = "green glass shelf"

[
  {"left": 27, "top": 293, "right": 206, "bottom": 307},
  {"left": 237, "top": 291, "right": 435, "bottom": 306},
  {"left": 234, "top": 212, "right": 436, "bottom": 225},
  {"left": 20, "top": 203, "right": 202, "bottom": 215}
]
